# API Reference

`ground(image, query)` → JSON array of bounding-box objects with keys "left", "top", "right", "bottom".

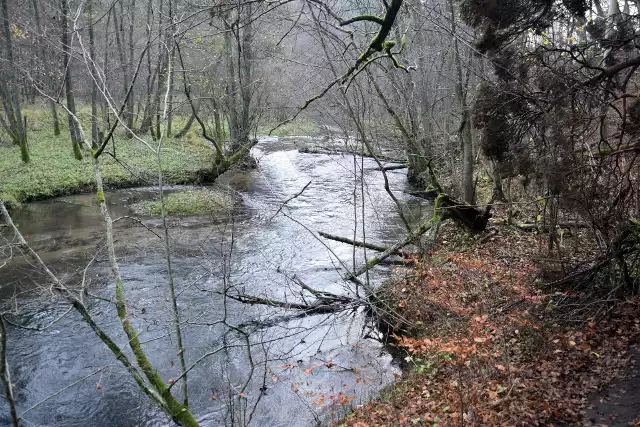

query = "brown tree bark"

[
  {"left": 60, "top": 0, "right": 83, "bottom": 159},
  {"left": 0, "top": 0, "right": 28, "bottom": 162},
  {"left": 32, "top": 0, "right": 60, "bottom": 136}
]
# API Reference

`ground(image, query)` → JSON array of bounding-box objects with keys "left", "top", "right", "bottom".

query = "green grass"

[
  {"left": 132, "top": 188, "right": 235, "bottom": 216},
  {"left": 0, "top": 107, "right": 216, "bottom": 209}
]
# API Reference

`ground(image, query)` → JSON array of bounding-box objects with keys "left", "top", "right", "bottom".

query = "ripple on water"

[{"left": 1, "top": 136, "right": 429, "bottom": 426}]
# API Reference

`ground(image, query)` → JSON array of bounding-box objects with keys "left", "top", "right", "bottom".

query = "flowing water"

[{"left": 0, "top": 137, "right": 430, "bottom": 427}]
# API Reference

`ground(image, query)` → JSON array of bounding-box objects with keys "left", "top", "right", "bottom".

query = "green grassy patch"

[
  {"left": 132, "top": 188, "right": 235, "bottom": 216},
  {"left": 0, "top": 107, "right": 216, "bottom": 209}
]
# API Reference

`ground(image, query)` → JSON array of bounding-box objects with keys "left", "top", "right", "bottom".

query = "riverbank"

[
  {"left": 342, "top": 219, "right": 640, "bottom": 426},
  {"left": 0, "top": 128, "right": 217, "bottom": 210}
]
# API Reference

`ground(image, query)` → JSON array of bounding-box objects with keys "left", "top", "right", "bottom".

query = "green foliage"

[
  {"left": 132, "top": 188, "right": 234, "bottom": 216},
  {"left": 0, "top": 117, "right": 216, "bottom": 207}
]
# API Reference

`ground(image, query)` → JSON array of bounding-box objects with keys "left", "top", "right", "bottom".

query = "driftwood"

[
  {"left": 515, "top": 222, "right": 590, "bottom": 232},
  {"left": 298, "top": 146, "right": 405, "bottom": 163},
  {"left": 376, "top": 164, "right": 408, "bottom": 171},
  {"left": 408, "top": 190, "right": 492, "bottom": 233},
  {"left": 348, "top": 220, "right": 433, "bottom": 281},
  {"left": 223, "top": 219, "right": 435, "bottom": 315},
  {"left": 318, "top": 231, "right": 404, "bottom": 255},
  {"left": 243, "top": 220, "right": 434, "bottom": 310},
  {"left": 225, "top": 294, "right": 350, "bottom": 314},
  {"left": 225, "top": 274, "right": 356, "bottom": 315}
]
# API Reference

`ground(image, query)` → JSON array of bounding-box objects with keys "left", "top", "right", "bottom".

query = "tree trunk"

[
  {"left": 174, "top": 109, "right": 196, "bottom": 138},
  {"left": 166, "top": 51, "right": 174, "bottom": 137},
  {"left": 491, "top": 160, "right": 505, "bottom": 201},
  {"left": 318, "top": 231, "right": 406, "bottom": 256},
  {"left": 138, "top": 0, "right": 155, "bottom": 135},
  {"left": 0, "top": 0, "right": 28, "bottom": 162},
  {"left": 224, "top": 17, "right": 239, "bottom": 146},
  {"left": 153, "top": 0, "right": 166, "bottom": 139},
  {"left": 166, "top": 0, "right": 174, "bottom": 137},
  {"left": 236, "top": 4, "right": 253, "bottom": 151},
  {"left": 0, "top": 316, "right": 18, "bottom": 427},
  {"left": 449, "top": 0, "right": 473, "bottom": 203},
  {"left": 126, "top": 0, "right": 136, "bottom": 130},
  {"left": 32, "top": 0, "right": 60, "bottom": 136},
  {"left": 61, "top": 0, "right": 83, "bottom": 159},
  {"left": 88, "top": 0, "right": 99, "bottom": 148},
  {"left": 113, "top": 7, "right": 132, "bottom": 137}
]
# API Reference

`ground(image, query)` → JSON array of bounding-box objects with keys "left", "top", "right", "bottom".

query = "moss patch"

[
  {"left": 132, "top": 188, "right": 234, "bottom": 216},
  {"left": 0, "top": 107, "right": 216, "bottom": 210}
]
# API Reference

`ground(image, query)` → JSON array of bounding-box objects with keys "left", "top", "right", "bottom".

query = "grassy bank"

[
  {"left": 0, "top": 105, "right": 335, "bottom": 209},
  {"left": 0, "top": 113, "right": 217, "bottom": 209},
  {"left": 132, "top": 188, "right": 235, "bottom": 216}
]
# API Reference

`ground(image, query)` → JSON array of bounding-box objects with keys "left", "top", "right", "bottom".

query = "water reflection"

[{"left": 0, "top": 136, "right": 429, "bottom": 426}]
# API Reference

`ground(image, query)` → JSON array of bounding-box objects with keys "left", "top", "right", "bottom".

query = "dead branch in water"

[
  {"left": 318, "top": 231, "right": 405, "bottom": 255},
  {"left": 298, "top": 146, "right": 405, "bottom": 163}
]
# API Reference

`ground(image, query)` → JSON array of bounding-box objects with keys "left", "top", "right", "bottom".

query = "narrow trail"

[{"left": 586, "top": 344, "right": 640, "bottom": 426}]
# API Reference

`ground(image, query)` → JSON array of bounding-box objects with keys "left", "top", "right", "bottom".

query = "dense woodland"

[{"left": 1, "top": 0, "right": 640, "bottom": 425}]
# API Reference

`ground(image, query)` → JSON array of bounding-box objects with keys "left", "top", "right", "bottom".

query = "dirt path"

[{"left": 586, "top": 344, "right": 640, "bottom": 426}]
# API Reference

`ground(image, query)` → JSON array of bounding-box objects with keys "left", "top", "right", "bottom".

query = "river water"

[{"left": 0, "top": 137, "right": 429, "bottom": 426}]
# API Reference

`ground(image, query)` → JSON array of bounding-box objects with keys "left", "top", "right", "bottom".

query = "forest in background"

[{"left": 1, "top": 0, "right": 640, "bottom": 425}]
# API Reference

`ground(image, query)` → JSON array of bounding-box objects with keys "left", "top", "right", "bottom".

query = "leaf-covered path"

[{"left": 586, "top": 344, "right": 640, "bottom": 426}]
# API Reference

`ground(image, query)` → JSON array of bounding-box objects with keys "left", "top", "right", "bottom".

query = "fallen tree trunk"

[
  {"left": 225, "top": 275, "right": 356, "bottom": 315},
  {"left": 299, "top": 146, "right": 405, "bottom": 163},
  {"left": 371, "top": 164, "right": 408, "bottom": 171},
  {"left": 408, "top": 190, "right": 491, "bottom": 233},
  {"left": 221, "top": 220, "right": 436, "bottom": 323},
  {"left": 318, "top": 231, "right": 404, "bottom": 255},
  {"left": 348, "top": 220, "right": 433, "bottom": 281},
  {"left": 515, "top": 222, "right": 590, "bottom": 232},
  {"left": 380, "top": 164, "right": 407, "bottom": 171},
  {"left": 225, "top": 294, "right": 349, "bottom": 314}
]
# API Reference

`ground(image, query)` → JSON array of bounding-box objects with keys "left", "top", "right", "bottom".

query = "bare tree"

[
  {"left": 60, "top": 0, "right": 83, "bottom": 159},
  {"left": 0, "top": 0, "right": 28, "bottom": 162}
]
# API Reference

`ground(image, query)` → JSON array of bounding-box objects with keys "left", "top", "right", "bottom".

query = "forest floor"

[
  {"left": 586, "top": 343, "right": 640, "bottom": 425},
  {"left": 339, "top": 217, "right": 640, "bottom": 426}
]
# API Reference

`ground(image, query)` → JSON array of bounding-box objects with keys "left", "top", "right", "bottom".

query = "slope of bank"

[
  {"left": 0, "top": 129, "right": 216, "bottom": 209},
  {"left": 340, "top": 221, "right": 640, "bottom": 426}
]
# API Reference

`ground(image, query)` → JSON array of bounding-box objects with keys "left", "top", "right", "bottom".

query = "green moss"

[
  {"left": 132, "top": 188, "right": 234, "bottom": 216},
  {"left": 96, "top": 189, "right": 105, "bottom": 204},
  {"left": 0, "top": 106, "right": 217, "bottom": 207}
]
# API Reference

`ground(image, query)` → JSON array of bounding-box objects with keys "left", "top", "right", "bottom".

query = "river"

[{"left": 0, "top": 136, "right": 429, "bottom": 426}]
